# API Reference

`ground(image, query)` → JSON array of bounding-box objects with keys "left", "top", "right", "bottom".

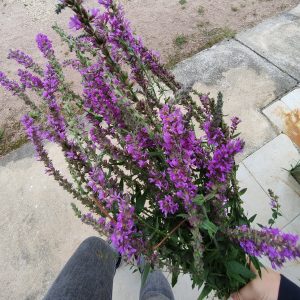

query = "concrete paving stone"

[
  {"left": 289, "top": 3, "right": 300, "bottom": 17},
  {"left": 0, "top": 143, "right": 96, "bottom": 300},
  {"left": 173, "top": 39, "right": 296, "bottom": 158},
  {"left": 243, "top": 134, "right": 300, "bottom": 227},
  {"left": 236, "top": 163, "right": 289, "bottom": 228},
  {"left": 236, "top": 12, "right": 300, "bottom": 80},
  {"left": 281, "top": 88, "right": 300, "bottom": 110},
  {"left": 279, "top": 215, "right": 300, "bottom": 283},
  {"left": 262, "top": 100, "right": 290, "bottom": 132}
]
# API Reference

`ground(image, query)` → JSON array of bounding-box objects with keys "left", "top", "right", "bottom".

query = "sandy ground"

[{"left": 0, "top": 0, "right": 299, "bottom": 156}]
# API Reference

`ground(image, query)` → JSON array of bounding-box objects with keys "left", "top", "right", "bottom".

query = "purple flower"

[
  {"left": 8, "top": 49, "right": 34, "bottom": 68},
  {"left": 42, "top": 64, "right": 66, "bottom": 140},
  {"left": 43, "top": 64, "right": 59, "bottom": 99},
  {"left": 17, "top": 69, "right": 43, "bottom": 89},
  {"left": 124, "top": 128, "right": 155, "bottom": 168},
  {"left": 230, "top": 116, "right": 241, "bottom": 135},
  {"left": 110, "top": 195, "right": 144, "bottom": 259},
  {"left": 36, "top": 33, "right": 54, "bottom": 58},
  {"left": 159, "top": 105, "right": 198, "bottom": 208},
  {"left": 203, "top": 120, "right": 224, "bottom": 146},
  {"left": 69, "top": 15, "right": 83, "bottom": 30},
  {"left": 158, "top": 195, "right": 179, "bottom": 217},
  {"left": 206, "top": 139, "right": 244, "bottom": 190},
  {"left": 81, "top": 61, "right": 124, "bottom": 127},
  {"left": 98, "top": 0, "right": 113, "bottom": 8},
  {"left": 21, "top": 115, "right": 51, "bottom": 161},
  {"left": 89, "top": 8, "right": 100, "bottom": 19},
  {"left": 0, "top": 71, "right": 22, "bottom": 93},
  {"left": 232, "top": 226, "right": 300, "bottom": 268}
]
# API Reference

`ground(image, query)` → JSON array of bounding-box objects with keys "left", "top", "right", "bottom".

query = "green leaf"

[
  {"left": 201, "top": 219, "right": 218, "bottom": 237},
  {"left": 229, "top": 272, "right": 246, "bottom": 284},
  {"left": 248, "top": 214, "right": 257, "bottom": 223},
  {"left": 239, "top": 188, "right": 247, "bottom": 196},
  {"left": 177, "top": 213, "right": 189, "bottom": 218},
  {"left": 193, "top": 194, "right": 205, "bottom": 206},
  {"left": 148, "top": 150, "right": 164, "bottom": 157},
  {"left": 171, "top": 269, "right": 179, "bottom": 287},
  {"left": 249, "top": 256, "right": 262, "bottom": 277},
  {"left": 141, "top": 263, "right": 151, "bottom": 288},
  {"left": 198, "top": 284, "right": 212, "bottom": 300},
  {"left": 204, "top": 192, "right": 216, "bottom": 201},
  {"left": 226, "top": 261, "right": 255, "bottom": 280},
  {"left": 136, "top": 187, "right": 147, "bottom": 214}
]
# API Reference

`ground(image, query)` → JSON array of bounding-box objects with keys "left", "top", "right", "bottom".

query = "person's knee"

[{"left": 80, "top": 236, "right": 106, "bottom": 249}]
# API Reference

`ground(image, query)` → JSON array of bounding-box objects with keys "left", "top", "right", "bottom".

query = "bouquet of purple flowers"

[{"left": 1, "top": 0, "right": 299, "bottom": 298}]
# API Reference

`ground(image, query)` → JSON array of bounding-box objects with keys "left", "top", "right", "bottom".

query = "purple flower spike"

[
  {"left": 0, "top": 71, "right": 22, "bottom": 93},
  {"left": 158, "top": 195, "right": 179, "bottom": 217},
  {"left": 36, "top": 33, "right": 54, "bottom": 58},
  {"left": 69, "top": 15, "right": 84, "bottom": 30},
  {"left": 8, "top": 49, "right": 34, "bottom": 68},
  {"left": 17, "top": 69, "right": 43, "bottom": 89}
]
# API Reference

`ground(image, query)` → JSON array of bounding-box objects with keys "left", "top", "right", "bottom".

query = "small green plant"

[
  {"left": 198, "top": 6, "right": 205, "bottom": 15},
  {"left": 174, "top": 34, "right": 188, "bottom": 48},
  {"left": 0, "top": 128, "right": 4, "bottom": 142},
  {"left": 179, "top": 0, "right": 186, "bottom": 5},
  {"left": 289, "top": 161, "right": 300, "bottom": 184}
]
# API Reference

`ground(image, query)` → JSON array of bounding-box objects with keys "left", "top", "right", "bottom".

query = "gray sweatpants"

[{"left": 43, "top": 237, "right": 175, "bottom": 300}]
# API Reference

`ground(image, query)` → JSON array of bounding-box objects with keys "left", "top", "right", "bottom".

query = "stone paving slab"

[
  {"left": 243, "top": 134, "right": 300, "bottom": 226},
  {"left": 281, "top": 87, "right": 300, "bottom": 109},
  {"left": 236, "top": 10, "right": 300, "bottom": 81},
  {"left": 236, "top": 163, "right": 287, "bottom": 228},
  {"left": 173, "top": 39, "right": 296, "bottom": 158},
  {"left": 0, "top": 144, "right": 96, "bottom": 300},
  {"left": 263, "top": 88, "right": 300, "bottom": 147},
  {"left": 289, "top": 4, "right": 300, "bottom": 17},
  {"left": 262, "top": 100, "right": 290, "bottom": 132}
]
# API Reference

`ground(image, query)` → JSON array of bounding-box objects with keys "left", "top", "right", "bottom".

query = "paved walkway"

[{"left": 1, "top": 4, "right": 300, "bottom": 300}]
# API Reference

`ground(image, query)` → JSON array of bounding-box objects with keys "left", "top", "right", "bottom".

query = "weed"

[
  {"left": 0, "top": 128, "right": 4, "bottom": 142},
  {"left": 197, "top": 21, "right": 210, "bottom": 29},
  {"left": 198, "top": 6, "right": 205, "bottom": 15},
  {"left": 179, "top": 0, "right": 186, "bottom": 5},
  {"left": 167, "top": 27, "right": 236, "bottom": 68},
  {"left": 174, "top": 34, "right": 188, "bottom": 48}
]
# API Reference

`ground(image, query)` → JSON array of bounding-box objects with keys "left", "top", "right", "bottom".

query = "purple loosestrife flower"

[
  {"left": 111, "top": 195, "right": 144, "bottom": 259},
  {"left": 98, "top": 0, "right": 113, "bottom": 9},
  {"left": 124, "top": 128, "right": 155, "bottom": 168},
  {"left": 8, "top": 49, "right": 34, "bottom": 68},
  {"left": 149, "top": 170, "right": 170, "bottom": 191},
  {"left": 43, "top": 64, "right": 66, "bottom": 140},
  {"left": 160, "top": 105, "right": 198, "bottom": 208},
  {"left": 81, "top": 61, "right": 124, "bottom": 127},
  {"left": 88, "top": 167, "right": 144, "bottom": 259},
  {"left": 17, "top": 69, "right": 43, "bottom": 89},
  {"left": 0, "top": 71, "right": 22, "bottom": 93},
  {"left": 69, "top": 15, "right": 83, "bottom": 30},
  {"left": 232, "top": 225, "right": 300, "bottom": 269},
  {"left": 230, "top": 116, "right": 241, "bottom": 135},
  {"left": 203, "top": 120, "right": 224, "bottom": 147},
  {"left": 206, "top": 139, "right": 244, "bottom": 190},
  {"left": 43, "top": 64, "right": 59, "bottom": 99},
  {"left": 158, "top": 195, "right": 179, "bottom": 217},
  {"left": 36, "top": 33, "right": 54, "bottom": 58},
  {"left": 89, "top": 8, "right": 100, "bottom": 20},
  {"left": 21, "top": 115, "right": 52, "bottom": 161}
]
